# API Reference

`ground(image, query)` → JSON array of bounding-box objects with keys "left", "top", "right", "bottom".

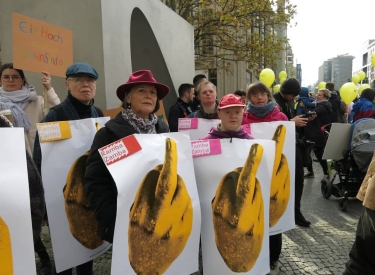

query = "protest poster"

[
  {"left": 178, "top": 118, "right": 220, "bottom": 140},
  {"left": 12, "top": 12, "right": 73, "bottom": 77},
  {"left": 38, "top": 117, "right": 111, "bottom": 272},
  {"left": 193, "top": 138, "right": 274, "bottom": 275},
  {"left": 0, "top": 128, "right": 36, "bottom": 275},
  {"left": 250, "top": 121, "right": 296, "bottom": 234},
  {"left": 99, "top": 133, "right": 201, "bottom": 275}
]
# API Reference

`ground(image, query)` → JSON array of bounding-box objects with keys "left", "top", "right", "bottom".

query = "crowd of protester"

[{"left": 2, "top": 61, "right": 375, "bottom": 275}]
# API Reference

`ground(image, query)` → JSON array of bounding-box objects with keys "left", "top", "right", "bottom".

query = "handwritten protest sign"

[{"left": 12, "top": 13, "right": 73, "bottom": 77}]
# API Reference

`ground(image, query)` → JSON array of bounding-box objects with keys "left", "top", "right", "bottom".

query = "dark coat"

[
  {"left": 83, "top": 112, "right": 169, "bottom": 243},
  {"left": 304, "top": 101, "right": 332, "bottom": 147},
  {"left": 168, "top": 98, "right": 192, "bottom": 132},
  {"left": 328, "top": 92, "right": 341, "bottom": 123},
  {"left": 273, "top": 92, "right": 296, "bottom": 120},
  {"left": 0, "top": 114, "right": 45, "bottom": 242}
]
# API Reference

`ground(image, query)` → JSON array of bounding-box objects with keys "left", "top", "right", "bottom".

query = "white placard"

[
  {"left": 0, "top": 128, "right": 36, "bottom": 275},
  {"left": 250, "top": 121, "right": 296, "bottom": 234},
  {"left": 106, "top": 133, "right": 201, "bottom": 275},
  {"left": 194, "top": 138, "right": 274, "bottom": 275},
  {"left": 40, "top": 117, "right": 111, "bottom": 273}
]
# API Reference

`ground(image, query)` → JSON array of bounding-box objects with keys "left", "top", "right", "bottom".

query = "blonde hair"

[
  {"left": 197, "top": 81, "right": 216, "bottom": 95},
  {"left": 318, "top": 88, "right": 331, "bottom": 99}
]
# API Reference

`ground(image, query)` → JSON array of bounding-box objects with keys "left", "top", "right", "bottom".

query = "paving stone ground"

[{"left": 36, "top": 160, "right": 362, "bottom": 275}]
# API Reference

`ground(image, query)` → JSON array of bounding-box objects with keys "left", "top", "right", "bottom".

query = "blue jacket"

[
  {"left": 296, "top": 87, "right": 315, "bottom": 115},
  {"left": 352, "top": 98, "right": 375, "bottom": 122}
]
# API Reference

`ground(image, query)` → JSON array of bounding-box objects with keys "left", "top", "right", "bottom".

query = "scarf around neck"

[
  {"left": 121, "top": 108, "right": 158, "bottom": 134},
  {"left": 0, "top": 85, "right": 37, "bottom": 130},
  {"left": 246, "top": 100, "right": 275, "bottom": 118}
]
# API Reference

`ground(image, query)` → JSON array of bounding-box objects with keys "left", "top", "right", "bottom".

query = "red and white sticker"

[{"left": 99, "top": 135, "right": 142, "bottom": 166}]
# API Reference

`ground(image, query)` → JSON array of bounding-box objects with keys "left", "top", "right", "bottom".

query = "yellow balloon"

[
  {"left": 259, "top": 68, "right": 275, "bottom": 88},
  {"left": 273, "top": 84, "right": 281, "bottom": 93},
  {"left": 278, "top": 71, "right": 287, "bottom": 80},
  {"left": 352, "top": 75, "right": 360, "bottom": 85},
  {"left": 280, "top": 77, "right": 286, "bottom": 84},
  {"left": 358, "top": 71, "right": 366, "bottom": 81},
  {"left": 318, "top": 82, "right": 326, "bottom": 89},
  {"left": 358, "top": 84, "right": 371, "bottom": 95},
  {"left": 372, "top": 53, "right": 375, "bottom": 67},
  {"left": 340, "top": 82, "right": 358, "bottom": 104}
]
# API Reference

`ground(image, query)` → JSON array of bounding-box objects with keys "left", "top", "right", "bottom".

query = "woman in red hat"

[{"left": 83, "top": 70, "right": 169, "bottom": 244}]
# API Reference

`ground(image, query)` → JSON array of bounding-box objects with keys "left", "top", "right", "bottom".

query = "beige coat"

[
  {"left": 0, "top": 88, "right": 60, "bottom": 155},
  {"left": 357, "top": 150, "right": 375, "bottom": 211}
]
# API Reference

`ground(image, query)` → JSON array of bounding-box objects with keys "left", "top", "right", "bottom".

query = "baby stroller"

[{"left": 321, "top": 118, "right": 375, "bottom": 211}]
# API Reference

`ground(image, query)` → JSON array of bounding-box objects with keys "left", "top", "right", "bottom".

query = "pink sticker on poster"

[
  {"left": 178, "top": 118, "right": 199, "bottom": 130},
  {"left": 191, "top": 139, "right": 222, "bottom": 158}
]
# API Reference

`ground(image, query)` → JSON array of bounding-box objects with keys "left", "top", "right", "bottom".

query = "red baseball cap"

[{"left": 218, "top": 94, "right": 246, "bottom": 110}]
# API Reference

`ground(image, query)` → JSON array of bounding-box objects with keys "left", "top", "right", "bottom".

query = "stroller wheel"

[
  {"left": 338, "top": 198, "right": 348, "bottom": 211},
  {"left": 321, "top": 179, "right": 332, "bottom": 199}
]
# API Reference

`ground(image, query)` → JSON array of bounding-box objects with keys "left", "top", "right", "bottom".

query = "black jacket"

[
  {"left": 273, "top": 92, "right": 296, "bottom": 120},
  {"left": 83, "top": 112, "right": 169, "bottom": 243},
  {"left": 328, "top": 92, "right": 341, "bottom": 123},
  {"left": 304, "top": 101, "right": 332, "bottom": 147},
  {"left": 168, "top": 98, "right": 192, "bottom": 132}
]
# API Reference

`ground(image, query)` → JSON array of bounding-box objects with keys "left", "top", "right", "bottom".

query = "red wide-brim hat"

[{"left": 116, "top": 70, "right": 170, "bottom": 101}]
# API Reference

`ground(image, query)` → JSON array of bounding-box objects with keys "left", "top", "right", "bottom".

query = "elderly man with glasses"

[{"left": 33, "top": 62, "right": 103, "bottom": 275}]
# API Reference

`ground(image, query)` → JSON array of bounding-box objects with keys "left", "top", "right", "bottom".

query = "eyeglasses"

[
  {"left": 1, "top": 75, "right": 21, "bottom": 82},
  {"left": 68, "top": 76, "right": 96, "bottom": 85},
  {"left": 250, "top": 92, "right": 268, "bottom": 98}
]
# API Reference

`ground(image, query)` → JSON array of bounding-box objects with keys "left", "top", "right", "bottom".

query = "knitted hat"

[{"left": 280, "top": 78, "right": 301, "bottom": 96}]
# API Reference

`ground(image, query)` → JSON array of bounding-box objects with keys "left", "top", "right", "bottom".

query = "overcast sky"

[{"left": 287, "top": 0, "right": 375, "bottom": 87}]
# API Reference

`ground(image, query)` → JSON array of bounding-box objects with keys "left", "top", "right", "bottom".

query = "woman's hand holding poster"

[
  {"left": 193, "top": 138, "right": 275, "bottom": 275},
  {"left": 0, "top": 128, "right": 36, "bottom": 275},
  {"left": 38, "top": 117, "right": 111, "bottom": 273},
  {"left": 250, "top": 121, "right": 296, "bottom": 234},
  {"left": 99, "top": 133, "right": 201, "bottom": 275}
]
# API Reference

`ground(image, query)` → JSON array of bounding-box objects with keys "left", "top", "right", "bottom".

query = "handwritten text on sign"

[{"left": 12, "top": 13, "right": 73, "bottom": 77}]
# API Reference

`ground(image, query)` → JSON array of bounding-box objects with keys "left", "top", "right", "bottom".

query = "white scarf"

[{"left": 0, "top": 85, "right": 37, "bottom": 130}]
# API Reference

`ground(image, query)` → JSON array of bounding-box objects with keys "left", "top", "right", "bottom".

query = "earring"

[{"left": 126, "top": 102, "right": 131, "bottom": 109}]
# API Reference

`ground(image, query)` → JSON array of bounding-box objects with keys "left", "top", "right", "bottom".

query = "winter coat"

[
  {"left": 84, "top": 112, "right": 169, "bottom": 243},
  {"left": 200, "top": 126, "right": 252, "bottom": 140},
  {"left": 328, "top": 92, "right": 341, "bottom": 123},
  {"left": 352, "top": 98, "right": 375, "bottom": 122},
  {"left": 357, "top": 150, "right": 375, "bottom": 211},
  {"left": 168, "top": 98, "right": 192, "bottom": 132},
  {"left": 188, "top": 104, "right": 219, "bottom": 119},
  {"left": 0, "top": 87, "right": 60, "bottom": 155},
  {"left": 273, "top": 92, "right": 296, "bottom": 120},
  {"left": 0, "top": 113, "right": 45, "bottom": 242},
  {"left": 242, "top": 106, "right": 288, "bottom": 124},
  {"left": 304, "top": 101, "right": 332, "bottom": 147},
  {"left": 296, "top": 88, "right": 315, "bottom": 115},
  {"left": 33, "top": 93, "right": 103, "bottom": 174}
]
